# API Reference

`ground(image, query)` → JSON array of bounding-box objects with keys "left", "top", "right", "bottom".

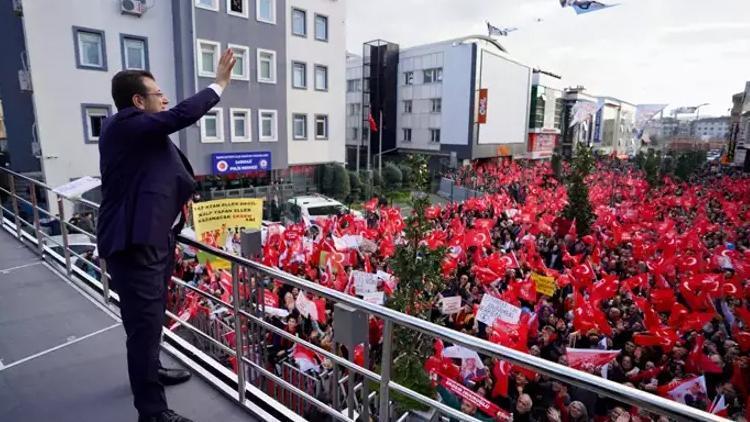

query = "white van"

[{"left": 287, "top": 195, "right": 360, "bottom": 224}]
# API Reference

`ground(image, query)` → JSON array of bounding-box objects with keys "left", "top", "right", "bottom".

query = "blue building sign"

[{"left": 211, "top": 151, "right": 272, "bottom": 175}]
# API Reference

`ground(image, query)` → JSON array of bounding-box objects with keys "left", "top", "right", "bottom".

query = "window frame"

[
  {"left": 195, "top": 0, "right": 220, "bottom": 11},
  {"left": 291, "top": 7, "right": 307, "bottom": 37},
  {"left": 80, "top": 103, "right": 111, "bottom": 144},
  {"left": 226, "top": 0, "right": 249, "bottom": 18},
  {"left": 402, "top": 128, "right": 412, "bottom": 143},
  {"left": 119, "top": 34, "right": 149, "bottom": 71},
  {"left": 403, "top": 100, "right": 413, "bottom": 114},
  {"left": 292, "top": 113, "right": 308, "bottom": 140},
  {"left": 196, "top": 39, "right": 221, "bottom": 78},
  {"left": 431, "top": 98, "right": 442, "bottom": 113},
  {"left": 72, "top": 26, "right": 107, "bottom": 71},
  {"left": 200, "top": 108, "right": 225, "bottom": 143},
  {"left": 256, "top": 0, "right": 276, "bottom": 24},
  {"left": 227, "top": 43, "right": 250, "bottom": 81},
  {"left": 424, "top": 67, "right": 443, "bottom": 84},
  {"left": 314, "top": 14, "right": 329, "bottom": 42},
  {"left": 403, "top": 71, "right": 413, "bottom": 86},
  {"left": 314, "top": 64, "right": 328, "bottom": 92},
  {"left": 430, "top": 128, "right": 441, "bottom": 144},
  {"left": 258, "top": 109, "right": 278, "bottom": 142},
  {"left": 291, "top": 61, "right": 307, "bottom": 90},
  {"left": 257, "top": 48, "right": 277, "bottom": 84},
  {"left": 314, "top": 114, "right": 329, "bottom": 140},
  {"left": 229, "top": 108, "right": 252, "bottom": 143}
]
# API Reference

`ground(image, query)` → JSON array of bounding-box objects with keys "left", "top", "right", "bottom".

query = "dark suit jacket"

[{"left": 97, "top": 88, "right": 220, "bottom": 259}]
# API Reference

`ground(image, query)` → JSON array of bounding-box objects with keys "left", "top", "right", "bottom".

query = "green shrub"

[{"left": 383, "top": 163, "right": 403, "bottom": 190}]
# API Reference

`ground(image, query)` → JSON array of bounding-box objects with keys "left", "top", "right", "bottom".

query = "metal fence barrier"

[{"left": 0, "top": 166, "right": 728, "bottom": 422}]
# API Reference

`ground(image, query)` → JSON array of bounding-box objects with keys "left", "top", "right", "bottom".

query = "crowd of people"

[{"left": 168, "top": 157, "right": 750, "bottom": 421}]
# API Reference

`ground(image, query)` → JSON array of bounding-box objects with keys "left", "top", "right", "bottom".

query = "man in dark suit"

[{"left": 97, "top": 49, "right": 236, "bottom": 422}]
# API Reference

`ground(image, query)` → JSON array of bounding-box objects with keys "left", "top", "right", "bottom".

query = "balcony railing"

[{"left": 0, "top": 166, "right": 727, "bottom": 422}]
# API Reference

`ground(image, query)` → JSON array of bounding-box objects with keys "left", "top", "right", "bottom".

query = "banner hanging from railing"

[{"left": 191, "top": 198, "right": 263, "bottom": 267}]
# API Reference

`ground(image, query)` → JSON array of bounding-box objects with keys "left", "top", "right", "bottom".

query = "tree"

[
  {"left": 551, "top": 153, "right": 563, "bottom": 181},
  {"left": 644, "top": 150, "right": 660, "bottom": 188},
  {"left": 398, "top": 165, "right": 413, "bottom": 188},
  {"left": 348, "top": 170, "right": 362, "bottom": 199},
  {"left": 563, "top": 143, "right": 595, "bottom": 237},
  {"left": 382, "top": 162, "right": 403, "bottom": 190},
  {"left": 331, "top": 164, "right": 350, "bottom": 200},
  {"left": 404, "top": 154, "right": 431, "bottom": 192},
  {"left": 319, "top": 164, "right": 335, "bottom": 195},
  {"left": 387, "top": 193, "right": 446, "bottom": 411}
]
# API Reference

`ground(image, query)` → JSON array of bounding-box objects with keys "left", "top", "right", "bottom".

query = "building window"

[
  {"left": 314, "top": 65, "right": 328, "bottom": 91},
  {"left": 314, "top": 14, "right": 328, "bottom": 41},
  {"left": 315, "top": 115, "right": 329, "bottom": 139},
  {"left": 200, "top": 108, "right": 224, "bottom": 143},
  {"left": 293, "top": 114, "right": 307, "bottom": 140},
  {"left": 403, "top": 128, "right": 412, "bottom": 143},
  {"left": 430, "top": 128, "right": 441, "bottom": 143},
  {"left": 197, "top": 39, "right": 220, "bottom": 77},
  {"left": 404, "top": 71, "right": 413, "bottom": 85},
  {"left": 431, "top": 98, "right": 442, "bottom": 113},
  {"left": 403, "top": 100, "right": 412, "bottom": 114},
  {"left": 348, "top": 103, "right": 361, "bottom": 116},
  {"left": 291, "top": 62, "right": 306, "bottom": 89},
  {"left": 195, "top": 0, "right": 219, "bottom": 11},
  {"left": 258, "top": 109, "right": 278, "bottom": 141},
  {"left": 292, "top": 8, "right": 306, "bottom": 37},
  {"left": 228, "top": 44, "right": 250, "bottom": 80},
  {"left": 423, "top": 68, "right": 443, "bottom": 83},
  {"left": 230, "top": 108, "right": 251, "bottom": 142},
  {"left": 73, "top": 27, "right": 107, "bottom": 71},
  {"left": 257, "top": 49, "right": 277, "bottom": 83},
  {"left": 227, "top": 0, "right": 248, "bottom": 18},
  {"left": 347, "top": 79, "right": 362, "bottom": 92},
  {"left": 120, "top": 35, "right": 148, "bottom": 70},
  {"left": 352, "top": 127, "right": 358, "bottom": 140},
  {"left": 81, "top": 104, "right": 111, "bottom": 143},
  {"left": 256, "top": 0, "right": 276, "bottom": 24}
]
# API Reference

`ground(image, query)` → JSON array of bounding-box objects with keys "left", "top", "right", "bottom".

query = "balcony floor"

[{"left": 0, "top": 228, "right": 258, "bottom": 422}]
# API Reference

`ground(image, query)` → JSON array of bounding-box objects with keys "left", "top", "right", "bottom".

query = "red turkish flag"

[{"left": 565, "top": 348, "right": 620, "bottom": 372}]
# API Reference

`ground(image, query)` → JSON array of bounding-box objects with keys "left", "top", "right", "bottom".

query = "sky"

[{"left": 346, "top": 0, "right": 750, "bottom": 117}]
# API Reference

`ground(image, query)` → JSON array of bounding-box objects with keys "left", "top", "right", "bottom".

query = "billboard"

[{"left": 212, "top": 151, "right": 272, "bottom": 175}]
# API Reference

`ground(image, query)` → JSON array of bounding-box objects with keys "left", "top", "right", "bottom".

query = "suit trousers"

[{"left": 108, "top": 235, "right": 175, "bottom": 417}]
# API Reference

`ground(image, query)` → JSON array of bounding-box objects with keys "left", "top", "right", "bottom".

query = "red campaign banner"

[
  {"left": 477, "top": 88, "right": 488, "bottom": 124},
  {"left": 263, "top": 290, "right": 279, "bottom": 308},
  {"left": 440, "top": 377, "right": 512, "bottom": 421}
]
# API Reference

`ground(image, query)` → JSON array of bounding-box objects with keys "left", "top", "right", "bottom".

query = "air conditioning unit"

[{"left": 121, "top": 0, "right": 146, "bottom": 17}]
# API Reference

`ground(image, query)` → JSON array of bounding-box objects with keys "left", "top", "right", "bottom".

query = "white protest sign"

[
  {"left": 361, "top": 291, "right": 385, "bottom": 305},
  {"left": 295, "top": 293, "right": 315, "bottom": 319},
  {"left": 352, "top": 270, "right": 378, "bottom": 294},
  {"left": 52, "top": 176, "right": 102, "bottom": 200},
  {"left": 264, "top": 307, "right": 290, "bottom": 318},
  {"left": 440, "top": 296, "right": 462, "bottom": 315},
  {"left": 476, "top": 294, "right": 521, "bottom": 326}
]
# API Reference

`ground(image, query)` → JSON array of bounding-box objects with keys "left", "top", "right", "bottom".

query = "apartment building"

[{"left": 1, "top": 0, "right": 346, "bottom": 201}]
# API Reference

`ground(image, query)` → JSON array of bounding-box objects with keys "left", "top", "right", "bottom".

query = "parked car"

[{"left": 286, "top": 195, "right": 360, "bottom": 224}]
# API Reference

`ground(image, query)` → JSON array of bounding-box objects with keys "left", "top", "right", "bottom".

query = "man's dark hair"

[{"left": 111, "top": 70, "right": 154, "bottom": 111}]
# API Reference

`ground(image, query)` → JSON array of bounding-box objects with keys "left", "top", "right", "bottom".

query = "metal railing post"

[
  {"left": 378, "top": 320, "right": 393, "bottom": 422},
  {"left": 100, "top": 258, "right": 110, "bottom": 304},
  {"left": 29, "top": 186, "right": 44, "bottom": 256},
  {"left": 8, "top": 175, "right": 22, "bottom": 239},
  {"left": 56, "top": 196, "right": 72, "bottom": 276},
  {"left": 231, "top": 262, "right": 246, "bottom": 404}
]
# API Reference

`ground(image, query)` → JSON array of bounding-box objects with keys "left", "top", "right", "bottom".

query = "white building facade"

[
  {"left": 18, "top": 0, "right": 176, "bottom": 203},
  {"left": 285, "top": 0, "right": 346, "bottom": 168},
  {"left": 691, "top": 117, "right": 730, "bottom": 140}
]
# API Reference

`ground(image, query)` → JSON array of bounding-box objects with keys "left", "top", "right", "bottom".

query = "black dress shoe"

[
  {"left": 158, "top": 367, "right": 191, "bottom": 386},
  {"left": 138, "top": 409, "right": 194, "bottom": 422}
]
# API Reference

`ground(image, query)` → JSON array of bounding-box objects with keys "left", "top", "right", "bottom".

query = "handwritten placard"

[
  {"left": 531, "top": 273, "right": 557, "bottom": 297},
  {"left": 440, "top": 296, "right": 462, "bottom": 315},
  {"left": 352, "top": 270, "right": 378, "bottom": 294},
  {"left": 476, "top": 294, "right": 521, "bottom": 325},
  {"left": 361, "top": 291, "right": 385, "bottom": 305}
]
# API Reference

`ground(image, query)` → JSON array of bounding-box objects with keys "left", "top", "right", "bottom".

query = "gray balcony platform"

[{"left": 0, "top": 229, "right": 259, "bottom": 422}]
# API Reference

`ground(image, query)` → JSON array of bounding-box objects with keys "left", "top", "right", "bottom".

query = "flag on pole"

[
  {"left": 487, "top": 22, "right": 517, "bottom": 37},
  {"left": 569, "top": 99, "right": 603, "bottom": 127},
  {"left": 708, "top": 394, "right": 729, "bottom": 417},
  {"left": 634, "top": 104, "right": 668, "bottom": 139},
  {"left": 368, "top": 111, "right": 378, "bottom": 132},
  {"left": 565, "top": 348, "right": 621, "bottom": 372},
  {"left": 571, "top": 1, "right": 619, "bottom": 15},
  {"left": 661, "top": 376, "right": 708, "bottom": 405}
]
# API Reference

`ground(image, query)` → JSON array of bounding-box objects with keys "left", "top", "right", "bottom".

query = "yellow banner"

[
  {"left": 531, "top": 273, "right": 557, "bottom": 297},
  {"left": 192, "top": 198, "right": 263, "bottom": 251}
]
